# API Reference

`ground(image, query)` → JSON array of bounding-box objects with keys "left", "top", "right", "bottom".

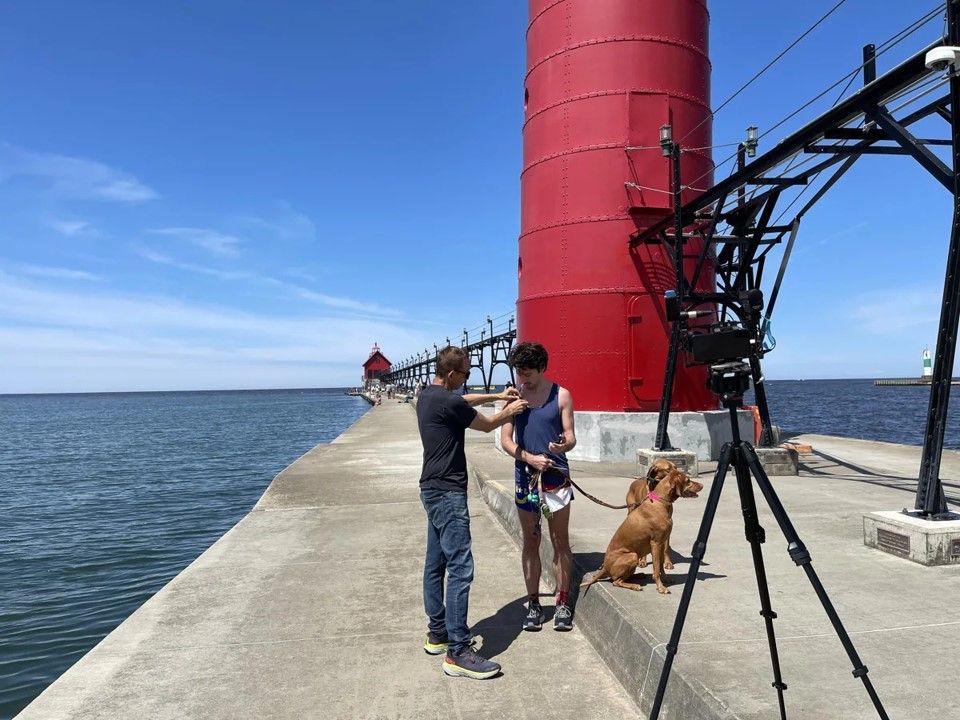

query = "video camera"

[
  {"left": 664, "top": 288, "right": 764, "bottom": 401},
  {"left": 687, "top": 325, "right": 754, "bottom": 365},
  {"left": 664, "top": 289, "right": 762, "bottom": 361},
  {"left": 686, "top": 326, "right": 754, "bottom": 401}
]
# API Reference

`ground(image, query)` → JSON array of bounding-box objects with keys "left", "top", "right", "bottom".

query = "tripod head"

[{"left": 708, "top": 360, "right": 752, "bottom": 408}]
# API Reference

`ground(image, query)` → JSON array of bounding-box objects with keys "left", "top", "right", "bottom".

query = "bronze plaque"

[
  {"left": 951, "top": 539, "right": 960, "bottom": 560},
  {"left": 877, "top": 528, "right": 910, "bottom": 556}
]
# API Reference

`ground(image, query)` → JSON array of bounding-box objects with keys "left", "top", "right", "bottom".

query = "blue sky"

[{"left": 0, "top": 1, "right": 952, "bottom": 392}]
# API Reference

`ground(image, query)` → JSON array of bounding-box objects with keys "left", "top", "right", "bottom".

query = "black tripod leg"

[
  {"left": 649, "top": 443, "right": 733, "bottom": 720},
  {"left": 741, "top": 444, "right": 890, "bottom": 720},
  {"left": 731, "top": 444, "right": 788, "bottom": 720}
]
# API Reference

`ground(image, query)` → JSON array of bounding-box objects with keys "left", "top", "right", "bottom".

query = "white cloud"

[
  {"left": 148, "top": 227, "right": 242, "bottom": 257},
  {"left": 135, "top": 245, "right": 400, "bottom": 316},
  {"left": 134, "top": 245, "right": 251, "bottom": 280},
  {"left": 0, "top": 273, "right": 430, "bottom": 392},
  {"left": 46, "top": 218, "right": 96, "bottom": 237},
  {"left": 803, "top": 221, "right": 870, "bottom": 249},
  {"left": 15, "top": 264, "right": 100, "bottom": 282},
  {"left": 235, "top": 202, "right": 317, "bottom": 243},
  {"left": 848, "top": 286, "right": 941, "bottom": 334},
  {"left": 0, "top": 327, "right": 358, "bottom": 392},
  {"left": 0, "top": 144, "right": 158, "bottom": 203},
  {"left": 290, "top": 286, "right": 402, "bottom": 316},
  {"left": 284, "top": 268, "right": 317, "bottom": 282},
  {"left": 0, "top": 271, "right": 410, "bottom": 345}
]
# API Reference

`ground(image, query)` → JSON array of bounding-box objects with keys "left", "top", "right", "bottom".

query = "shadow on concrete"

[
  {"left": 571, "top": 551, "right": 605, "bottom": 596},
  {"left": 572, "top": 550, "right": 725, "bottom": 597},
  {"left": 633, "top": 563, "right": 727, "bottom": 589},
  {"left": 801, "top": 449, "right": 905, "bottom": 478},
  {"left": 673, "top": 567, "right": 727, "bottom": 584},
  {"left": 799, "top": 450, "right": 960, "bottom": 505},
  {"left": 470, "top": 596, "right": 527, "bottom": 659}
]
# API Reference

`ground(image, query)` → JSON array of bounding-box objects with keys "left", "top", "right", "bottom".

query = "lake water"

[
  {"left": 0, "top": 388, "right": 369, "bottom": 719},
  {"left": 749, "top": 379, "right": 960, "bottom": 448}
]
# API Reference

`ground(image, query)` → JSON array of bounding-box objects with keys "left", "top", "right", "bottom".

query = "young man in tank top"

[
  {"left": 417, "top": 345, "right": 528, "bottom": 679},
  {"left": 499, "top": 342, "right": 578, "bottom": 631}
]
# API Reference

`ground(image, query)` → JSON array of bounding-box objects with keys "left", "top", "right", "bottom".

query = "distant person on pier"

[
  {"left": 499, "top": 341, "right": 577, "bottom": 632},
  {"left": 417, "top": 345, "right": 527, "bottom": 679}
]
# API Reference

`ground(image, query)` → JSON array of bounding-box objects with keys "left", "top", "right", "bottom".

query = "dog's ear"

[
  {"left": 667, "top": 471, "right": 684, "bottom": 500},
  {"left": 646, "top": 459, "right": 673, "bottom": 486},
  {"left": 663, "top": 470, "right": 693, "bottom": 501},
  {"left": 645, "top": 464, "right": 660, "bottom": 484}
]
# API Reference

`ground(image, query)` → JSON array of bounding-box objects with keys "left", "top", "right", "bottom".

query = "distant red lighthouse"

[{"left": 362, "top": 343, "right": 392, "bottom": 385}]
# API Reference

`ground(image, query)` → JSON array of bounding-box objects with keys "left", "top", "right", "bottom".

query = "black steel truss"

[
  {"left": 634, "top": 4, "right": 960, "bottom": 519},
  {"left": 381, "top": 316, "right": 517, "bottom": 393}
]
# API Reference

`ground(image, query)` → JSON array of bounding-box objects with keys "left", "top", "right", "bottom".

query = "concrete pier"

[
  {"left": 16, "top": 405, "right": 960, "bottom": 719},
  {"left": 15, "top": 403, "right": 636, "bottom": 720}
]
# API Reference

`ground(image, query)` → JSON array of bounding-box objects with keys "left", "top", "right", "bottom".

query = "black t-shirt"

[{"left": 417, "top": 385, "right": 478, "bottom": 492}]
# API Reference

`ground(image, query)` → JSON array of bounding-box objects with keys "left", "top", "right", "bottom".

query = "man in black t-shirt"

[{"left": 417, "top": 345, "right": 527, "bottom": 680}]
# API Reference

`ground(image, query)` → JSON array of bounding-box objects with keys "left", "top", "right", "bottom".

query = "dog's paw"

[
  {"left": 663, "top": 560, "right": 674, "bottom": 570},
  {"left": 656, "top": 585, "right": 671, "bottom": 594}
]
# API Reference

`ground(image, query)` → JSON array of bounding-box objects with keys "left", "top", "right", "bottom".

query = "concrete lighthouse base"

[
  {"left": 490, "top": 406, "right": 779, "bottom": 475},
  {"left": 568, "top": 410, "right": 754, "bottom": 464}
]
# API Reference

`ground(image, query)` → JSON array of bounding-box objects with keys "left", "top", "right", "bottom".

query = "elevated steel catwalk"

[
  {"left": 382, "top": 316, "right": 517, "bottom": 393},
  {"left": 632, "top": 14, "right": 959, "bottom": 519}
]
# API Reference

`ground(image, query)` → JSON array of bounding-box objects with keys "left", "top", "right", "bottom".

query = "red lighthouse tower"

[{"left": 519, "top": 0, "right": 716, "bottom": 414}]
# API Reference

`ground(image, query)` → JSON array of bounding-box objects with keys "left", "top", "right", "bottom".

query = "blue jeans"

[{"left": 420, "top": 487, "right": 474, "bottom": 653}]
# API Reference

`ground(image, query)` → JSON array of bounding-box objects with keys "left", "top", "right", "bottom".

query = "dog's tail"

[{"left": 579, "top": 566, "right": 609, "bottom": 589}]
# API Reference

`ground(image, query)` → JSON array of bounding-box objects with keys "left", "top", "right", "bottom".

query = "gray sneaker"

[
  {"left": 553, "top": 603, "right": 573, "bottom": 631},
  {"left": 442, "top": 646, "right": 501, "bottom": 680},
  {"left": 522, "top": 601, "right": 544, "bottom": 631},
  {"left": 423, "top": 631, "right": 448, "bottom": 655}
]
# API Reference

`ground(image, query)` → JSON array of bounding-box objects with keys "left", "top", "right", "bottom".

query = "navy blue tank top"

[{"left": 513, "top": 383, "right": 568, "bottom": 483}]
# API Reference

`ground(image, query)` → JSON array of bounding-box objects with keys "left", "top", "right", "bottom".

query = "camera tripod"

[{"left": 648, "top": 392, "right": 889, "bottom": 720}]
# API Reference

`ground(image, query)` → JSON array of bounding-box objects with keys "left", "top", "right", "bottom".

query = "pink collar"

[{"left": 647, "top": 492, "right": 663, "bottom": 504}]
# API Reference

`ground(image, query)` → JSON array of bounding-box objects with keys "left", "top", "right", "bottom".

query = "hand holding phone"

[{"left": 548, "top": 432, "right": 566, "bottom": 454}]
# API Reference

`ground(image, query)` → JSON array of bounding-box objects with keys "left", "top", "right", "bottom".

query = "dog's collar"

[{"left": 647, "top": 492, "right": 664, "bottom": 504}]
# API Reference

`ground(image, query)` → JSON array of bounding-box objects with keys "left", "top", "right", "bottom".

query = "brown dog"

[
  {"left": 581, "top": 464, "right": 703, "bottom": 593},
  {"left": 630, "top": 460, "right": 680, "bottom": 570}
]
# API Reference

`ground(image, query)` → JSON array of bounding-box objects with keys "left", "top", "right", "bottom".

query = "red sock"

[{"left": 557, "top": 590, "right": 569, "bottom": 606}]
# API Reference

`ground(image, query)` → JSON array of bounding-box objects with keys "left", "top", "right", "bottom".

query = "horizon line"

[{"left": 0, "top": 377, "right": 935, "bottom": 397}]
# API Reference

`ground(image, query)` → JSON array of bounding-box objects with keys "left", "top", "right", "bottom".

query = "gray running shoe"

[
  {"left": 423, "top": 631, "right": 448, "bottom": 655},
  {"left": 553, "top": 603, "right": 573, "bottom": 631},
  {"left": 522, "top": 601, "right": 544, "bottom": 631},
  {"left": 442, "top": 647, "right": 501, "bottom": 680}
]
